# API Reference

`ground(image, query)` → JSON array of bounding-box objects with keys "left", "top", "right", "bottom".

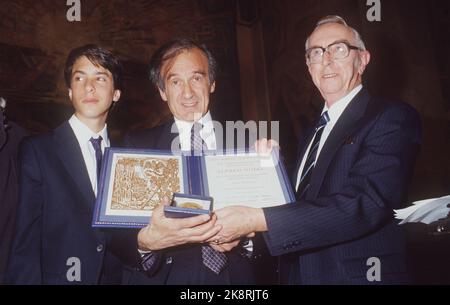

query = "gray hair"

[{"left": 305, "top": 15, "right": 366, "bottom": 51}]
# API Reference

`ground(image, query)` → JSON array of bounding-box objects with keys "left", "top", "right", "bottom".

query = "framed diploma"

[
  {"left": 92, "top": 148, "right": 187, "bottom": 228},
  {"left": 92, "top": 148, "right": 294, "bottom": 228},
  {"left": 199, "top": 151, "right": 295, "bottom": 210}
]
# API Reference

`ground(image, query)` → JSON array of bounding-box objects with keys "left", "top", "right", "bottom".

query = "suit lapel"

[
  {"left": 158, "top": 119, "right": 179, "bottom": 150},
  {"left": 306, "top": 89, "right": 371, "bottom": 199},
  {"left": 54, "top": 122, "right": 96, "bottom": 208},
  {"left": 292, "top": 125, "right": 316, "bottom": 183}
]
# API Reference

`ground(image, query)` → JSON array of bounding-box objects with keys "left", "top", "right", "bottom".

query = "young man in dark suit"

[
  {"left": 212, "top": 15, "right": 422, "bottom": 284},
  {"left": 123, "top": 39, "right": 274, "bottom": 284},
  {"left": 6, "top": 45, "right": 124, "bottom": 284}
]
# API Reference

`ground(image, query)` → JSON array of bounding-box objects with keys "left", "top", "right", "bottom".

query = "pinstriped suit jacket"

[{"left": 263, "top": 89, "right": 421, "bottom": 284}]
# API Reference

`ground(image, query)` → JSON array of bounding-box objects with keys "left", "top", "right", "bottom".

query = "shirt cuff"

[{"left": 138, "top": 249, "right": 152, "bottom": 258}]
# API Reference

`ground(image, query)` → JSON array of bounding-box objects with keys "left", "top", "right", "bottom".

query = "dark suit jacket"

[
  {"left": 122, "top": 119, "right": 273, "bottom": 284},
  {"left": 5, "top": 121, "right": 123, "bottom": 284},
  {"left": 0, "top": 121, "right": 28, "bottom": 284},
  {"left": 263, "top": 89, "right": 421, "bottom": 284}
]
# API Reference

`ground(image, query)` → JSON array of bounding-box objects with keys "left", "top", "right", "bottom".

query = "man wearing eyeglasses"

[{"left": 210, "top": 15, "right": 422, "bottom": 284}]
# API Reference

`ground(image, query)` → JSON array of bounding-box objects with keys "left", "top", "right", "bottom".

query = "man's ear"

[
  {"left": 210, "top": 81, "right": 216, "bottom": 94},
  {"left": 158, "top": 87, "right": 168, "bottom": 102},
  {"left": 358, "top": 50, "right": 371, "bottom": 75},
  {"left": 68, "top": 89, "right": 73, "bottom": 101},
  {"left": 113, "top": 89, "right": 121, "bottom": 102}
]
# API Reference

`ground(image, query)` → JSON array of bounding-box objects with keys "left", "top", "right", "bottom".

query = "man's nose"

[
  {"left": 85, "top": 79, "right": 95, "bottom": 93},
  {"left": 182, "top": 82, "right": 193, "bottom": 99},
  {"left": 322, "top": 50, "right": 333, "bottom": 65}
]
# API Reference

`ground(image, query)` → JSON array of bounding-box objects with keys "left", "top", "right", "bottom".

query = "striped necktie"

[{"left": 296, "top": 111, "right": 330, "bottom": 200}]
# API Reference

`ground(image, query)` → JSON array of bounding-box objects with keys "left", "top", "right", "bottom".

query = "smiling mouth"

[
  {"left": 322, "top": 73, "right": 337, "bottom": 79},
  {"left": 182, "top": 101, "right": 198, "bottom": 107}
]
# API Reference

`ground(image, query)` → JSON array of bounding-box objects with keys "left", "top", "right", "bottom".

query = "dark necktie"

[
  {"left": 191, "top": 122, "right": 228, "bottom": 274},
  {"left": 89, "top": 136, "right": 103, "bottom": 183},
  {"left": 296, "top": 111, "right": 330, "bottom": 200},
  {"left": 141, "top": 251, "right": 157, "bottom": 272}
]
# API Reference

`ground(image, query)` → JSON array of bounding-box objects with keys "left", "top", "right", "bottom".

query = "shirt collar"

[
  {"left": 173, "top": 111, "right": 216, "bottom": 150},
  {"left": 173, "top": 111, "right": 214, "bottom": 134},
  {"left": 322, "top": 85, "right": 362, "bottom": 125},
  {"left": 68, "top": 114, "right": 109, "bottom": 146}
]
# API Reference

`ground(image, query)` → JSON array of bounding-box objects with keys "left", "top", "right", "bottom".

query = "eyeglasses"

[{"left": 306, "top": 41, "right": 360, "bottom": 64}]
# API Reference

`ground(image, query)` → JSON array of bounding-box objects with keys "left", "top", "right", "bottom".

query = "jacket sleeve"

[{"left": 5, "top": 139, "right": 44, "bottom": 284}]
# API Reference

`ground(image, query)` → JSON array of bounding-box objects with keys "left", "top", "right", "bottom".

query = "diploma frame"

[
  {"left": 92, "top": 147, "right": 295, "bottom": 228},
  {"left": 92, "top": 148, "right": 188, "bottom": 228}
]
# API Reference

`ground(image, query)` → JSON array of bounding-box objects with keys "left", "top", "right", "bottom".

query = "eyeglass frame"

[{"left": 305, "top": 40, "right": 361, "bottom": 64}]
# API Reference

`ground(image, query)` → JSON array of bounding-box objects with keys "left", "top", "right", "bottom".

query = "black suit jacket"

[
  {"left": 122, "top": 119, "right": 272, "bottom": 284},
  {"left": 0, "top": 121, "right": 28, "bottom": 284},
  {"left": 5, "top": 121, "right": 123, "bottom": 284},
  {"left": 263, "top": 89, "right": 422, "bottom": 284}
]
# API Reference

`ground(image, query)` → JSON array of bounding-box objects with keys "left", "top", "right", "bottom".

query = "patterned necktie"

[
  {"left": 191, "top": 122, "right": 228, "bottom": 274},
  {"left": 296, "top": 111, "right": 330, "bottom": 200},
  {"left": 89, "top": 136, "right": 103, "bottom": 183},
  {"left": 201, "top": 245, "right": 228, "bottom": 274},
  {"left": 190, "top": 122, "right": 208, "bottom": 155}
]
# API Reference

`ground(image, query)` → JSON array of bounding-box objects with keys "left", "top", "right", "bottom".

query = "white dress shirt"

[
  {"left": 174, "top": 111, "right": 217, "bottom": 151},
  {"left": 68, "top": 115, "right": 109, "bottom": 196},
  {"left": 295, "top": 85, "right": 363, "bottom": 190}
]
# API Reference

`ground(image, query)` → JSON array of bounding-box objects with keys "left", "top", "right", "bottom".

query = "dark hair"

[
  {"left": 64, "top": 44, "right": 123, "bottom": 90},
  {"left": 148, "top": 38, "right": 217, "bottom": 90}
]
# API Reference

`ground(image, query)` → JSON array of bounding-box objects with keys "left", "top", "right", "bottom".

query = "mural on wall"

[{"left": 0, "top": 0, "right": 242, "bottom": 140}]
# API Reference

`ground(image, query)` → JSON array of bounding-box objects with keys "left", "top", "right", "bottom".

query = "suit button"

[
  {"left": 97, "top": 244, "right": 104, "bottom": 252},
  {"left": 166, "top": 257, "right": 173, "bottom": 264}
]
